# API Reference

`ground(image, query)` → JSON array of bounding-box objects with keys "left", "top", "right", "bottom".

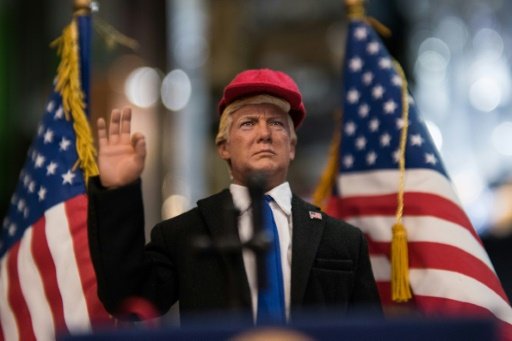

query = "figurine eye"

[{"left": 240, "top": 119, "right": 256, "bottom": 127}]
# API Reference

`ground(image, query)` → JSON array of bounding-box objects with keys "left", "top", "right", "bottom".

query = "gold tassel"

[
  {"left": 51, "top": 20, "right": 99, "bottom": 184},
  {"left": 391, "top": 223, "right": 412, "bottom": 302},
  {"left": 390, "top": 61, "right": 412, "bottom": 302}
]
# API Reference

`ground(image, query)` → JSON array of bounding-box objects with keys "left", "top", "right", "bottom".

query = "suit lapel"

[
  {"left": 290, "top": 195, "right": 325, "bottom": 307},
  {"left": 196, "top": 189, "right": 252, "bottom": 308}
]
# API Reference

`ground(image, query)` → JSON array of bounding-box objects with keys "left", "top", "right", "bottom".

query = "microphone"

[
  {"left": 247, "top": 171, "right": 271, "bottom": 291},
  {"left": 248, "top": 171, "right": 266, "bottom": 235}
]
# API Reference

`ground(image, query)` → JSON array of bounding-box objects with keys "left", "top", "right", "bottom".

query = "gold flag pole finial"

[
  {"left": 345, "top": 0, "right": 366, "bottom": 19},
  {"left": 74, "top": 0, "right": 92, "bottom": 16}
]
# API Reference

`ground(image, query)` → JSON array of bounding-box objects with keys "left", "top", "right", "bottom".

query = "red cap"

[{"left": 218, "top": 68, "right": 306, "bottom": 128}]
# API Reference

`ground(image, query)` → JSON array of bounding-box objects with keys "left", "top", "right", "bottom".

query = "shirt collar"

[{"left": 229, "top": 181, "right": 292, "bottom": 216}]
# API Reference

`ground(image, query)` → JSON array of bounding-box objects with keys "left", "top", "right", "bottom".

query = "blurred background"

[{"left": 1, "top": 0, "right": 512, "bottom": 258}]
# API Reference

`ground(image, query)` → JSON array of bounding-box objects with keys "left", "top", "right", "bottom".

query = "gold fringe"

[
  {"left": 51, "top": 20, "right": 99, "bottom": 184},
  {"left": 312, "top": 110, "right": 342, "bottom": 209},
  {"left": 391, "top": 61, "right": 412, "bottom": 302}
]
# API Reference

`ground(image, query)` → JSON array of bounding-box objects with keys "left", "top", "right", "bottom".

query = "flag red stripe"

[
  {"left": 31, "top": 217, "right": 68, "bottom": 334},
  {"left": 410, "top": 242, "right": 506, "bottom": 300},
  {"left": 376, "top": 282, "right": 393, "bottom": 306},
  {"left": 7, "top": 243, "right": 36, "bottom": 341},
  {"left": 327, "top": 193, "right": 480, "bottom": 241},
  {"left": 65, "top": 195, "right": 111, "bottom": 326},
  {"left": 368, "top": 240, "right": 507, "bottom": 302}
]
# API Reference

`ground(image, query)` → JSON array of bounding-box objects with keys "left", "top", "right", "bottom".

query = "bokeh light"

[
  {"left": 161, "top": 69, "right": 192, "bottom": 111},
  {"left": 491, "top": 122, "right": 512, "bottom": 156},
  {"left": 469, "top": 76, "right": 502, "bottom": 112},
  {"left": 124, "top": 67, "right": 161, "bottom": 108},
  {"left": 162, "top": 194, "right": 189, "bottom": 220},
  {"left": 416, "top": 37, "right": 450, "bottom": 83},
  {"left": 452, "top": 169, "right": 486, "bottom": 207},
  {"left": 473, "top": 28, "right": 504, "bottom": 61},
  {"left": 436, "top": 16, "right": 468, "bottom": 53}
]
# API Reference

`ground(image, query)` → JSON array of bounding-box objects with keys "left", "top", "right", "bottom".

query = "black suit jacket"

[{"left": 88, "top": 177, "right": 381, "bottom": 323}]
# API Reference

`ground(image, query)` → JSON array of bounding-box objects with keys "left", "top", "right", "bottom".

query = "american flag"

[
  {"left": 0, "top": 16, "right": 110, "bottom": 340},
  {"left": 323, "top": 19, "right": 512, "bottom": 336}
]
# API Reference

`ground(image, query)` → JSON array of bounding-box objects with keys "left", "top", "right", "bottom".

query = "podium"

[{"left": 59, "top": 313, "right": 497, "bottom": 341}]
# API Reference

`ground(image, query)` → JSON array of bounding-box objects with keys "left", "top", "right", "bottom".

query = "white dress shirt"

[{"left": 229, "top": 182, "right": 293, "bottom": 321}]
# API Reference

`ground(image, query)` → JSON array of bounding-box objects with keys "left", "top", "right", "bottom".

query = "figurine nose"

[{"left": 257, "top": 121, "right": 272, "bottom": 142}]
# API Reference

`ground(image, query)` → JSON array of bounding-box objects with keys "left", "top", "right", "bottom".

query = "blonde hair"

[{"left": 215, "top": 94, "right": 297, "bottom": 145}]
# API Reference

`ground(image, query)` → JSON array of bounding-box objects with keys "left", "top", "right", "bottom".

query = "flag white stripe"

[
  {"left": 45, "top": 203, "right": 91, "bottom": 331},
  {"left": 18, "top": 228, "right": 55, "bottom": 341},
  {"left": 410, "top": 269, "right": 512, "bottom": 324},
  {"left": 338, "top": 169, "right": 461, "bottom": 205},
  {"left": 349, "top": 215, "right": 493, "bottom": 270},
  {"left": 0, "top": 254, "right": 18, "bottom": 341}
]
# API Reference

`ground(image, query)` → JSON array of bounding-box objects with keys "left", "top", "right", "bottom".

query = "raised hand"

[{"left": 97, "top": 107, "right": 146, "bottom": 188}]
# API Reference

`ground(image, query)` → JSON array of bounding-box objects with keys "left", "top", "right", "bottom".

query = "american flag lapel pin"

[{"left": 309, "top": 211, "right": 322, "bottom": 220}]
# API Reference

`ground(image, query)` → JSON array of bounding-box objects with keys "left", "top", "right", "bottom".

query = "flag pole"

[
  {"left": 312, "top": 0, "right": 367, "bottom": 208},
  {"left": 313, "top": 0, "right": 390, "bottom": 212}
]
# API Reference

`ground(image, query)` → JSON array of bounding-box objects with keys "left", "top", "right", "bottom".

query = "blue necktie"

[{"left": 256, "top": 195, "right": 285, "bottom": 324}]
